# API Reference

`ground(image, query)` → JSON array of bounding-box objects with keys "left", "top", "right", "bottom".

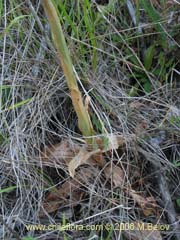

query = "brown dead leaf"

[
  {"left": 68, "top": 148, "right": 101, "bottom": 177},
  {"left": 40, "top": 134, "right": 131, "bottom": 215},
  {"left": 41, "top": 134, "right": 133, "bottom": 178},
  {"left": 77, "top": 165, "right": 101, "bottom": 183},
  {"left": 124, "top": 221, "right": 162, "bottom": 240},
  {"left": 91, "top": 151, "right": 105, "bottom": 166},
  {"left": 47, "top": 179, "right": 81, "bottom": 201},
  {"left": 39, "top": 179, "right": 83, "bottom": 216},
  {"left": 104, "top": 163, "right": 125, "bottom": 187},
  {"left": 41, "top": 139, "right": 80, "bottom": 165},
  {"left": 39, "top": 201, "right": 62, "bottom": 216},
  {"left": 130, "top": 101, "right": 145, "bottom": 109},
  {"left": 67, "top": 133, "right": 133, "bottom": 179},
  {"left": 128, "top": 189, "right": 158, "bottom": 216}
]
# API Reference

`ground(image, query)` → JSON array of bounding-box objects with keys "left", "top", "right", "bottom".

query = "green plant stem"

[{"left": 42, "top": 0, "right": 95, "bottom": 142}]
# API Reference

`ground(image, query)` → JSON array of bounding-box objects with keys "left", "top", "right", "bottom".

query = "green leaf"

[
  {"left": 158, "top": 52, "right": 165, "bottom": 68},
  {"left": 0, "top": 15, "right": 29, "bottom": 40},
  {"left": 173, "top": 160, "right": 180, "bottom": 167},
  {"left": 91, "top": 91, "right": 111, "bottom": 110},
  {"left": 0, "top": 85, "right": 13, "bottom": 90},
  {"left": 144, "top": 45, "right": 155, "bottom": 71},
  {"left": 127, "top": 53, "right": 139, "bottom": 65},
  {"left": 1, "top": 87, "right": 12, "bottom": 110},
  {"left": 141, "top": 0, "right": 166, "bottom": 43},
  {"left": 7, "top": 98, "right": 32, "bottom": 110},
  {"left": 143, "top": 81, "right": 152, "bottom": 93},
  {"left": 152, "top": 68, "right": 161, "bottom": 76},
  {"left": 169, "top": 116, "right": 180, "bottom": 127},
  {"left": 102, "top": 136, "right": 109, "bottom": 151},
  {"left": 0, "top": 0, "right": 2, "bottom": 21},
  {"left": 91, "top": 113, "right": 103, "bottom": 133},
  {"left": 0, "top": 186, "right": 17, "bottom": 194},
  {"left": 128, "top": 84, "right": 139, "bottom": 97},
  {"left": 0, "top": 133, "right": 5, "bottom": 145},
  {"left": 141, "top": 0, "right": 160, "bottom": 21},
  {"left": 22, "top": 237, "right": 37, "bottom": 240},
  {"left": 176, "top": 199, "right": 180, "bottom": 207}
]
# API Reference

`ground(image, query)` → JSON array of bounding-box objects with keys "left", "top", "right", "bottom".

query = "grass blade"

[{"left": 0, "top": 186, "right": 17, "bottom": 194}]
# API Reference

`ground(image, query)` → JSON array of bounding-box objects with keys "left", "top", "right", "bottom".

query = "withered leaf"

[
  {"left": 40, "top": 179, "right": 82, "bottom": 216},
  {"left": 39, "top": 201, "right": 62, "bottom": 216},
  {"left": 41, "top": 139, "right": 80, "bottom": 165},
  {"left": 130, "top": 101, "right": 145, "bottom": 109},
  {"left": 47, "top": 179, "right": 81, "bottom": 201},
  {"left": 128, "top": 189, "right": 158, "bottom": 216},
  {"left": 104, "top": 163, "right": 125, "bottom": 187},
  {"left": 41, "top": 134, "right": 133, "bottom": 179},
  {"left": 68, "top": 148, "right": 101, "bottom": 177}
]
